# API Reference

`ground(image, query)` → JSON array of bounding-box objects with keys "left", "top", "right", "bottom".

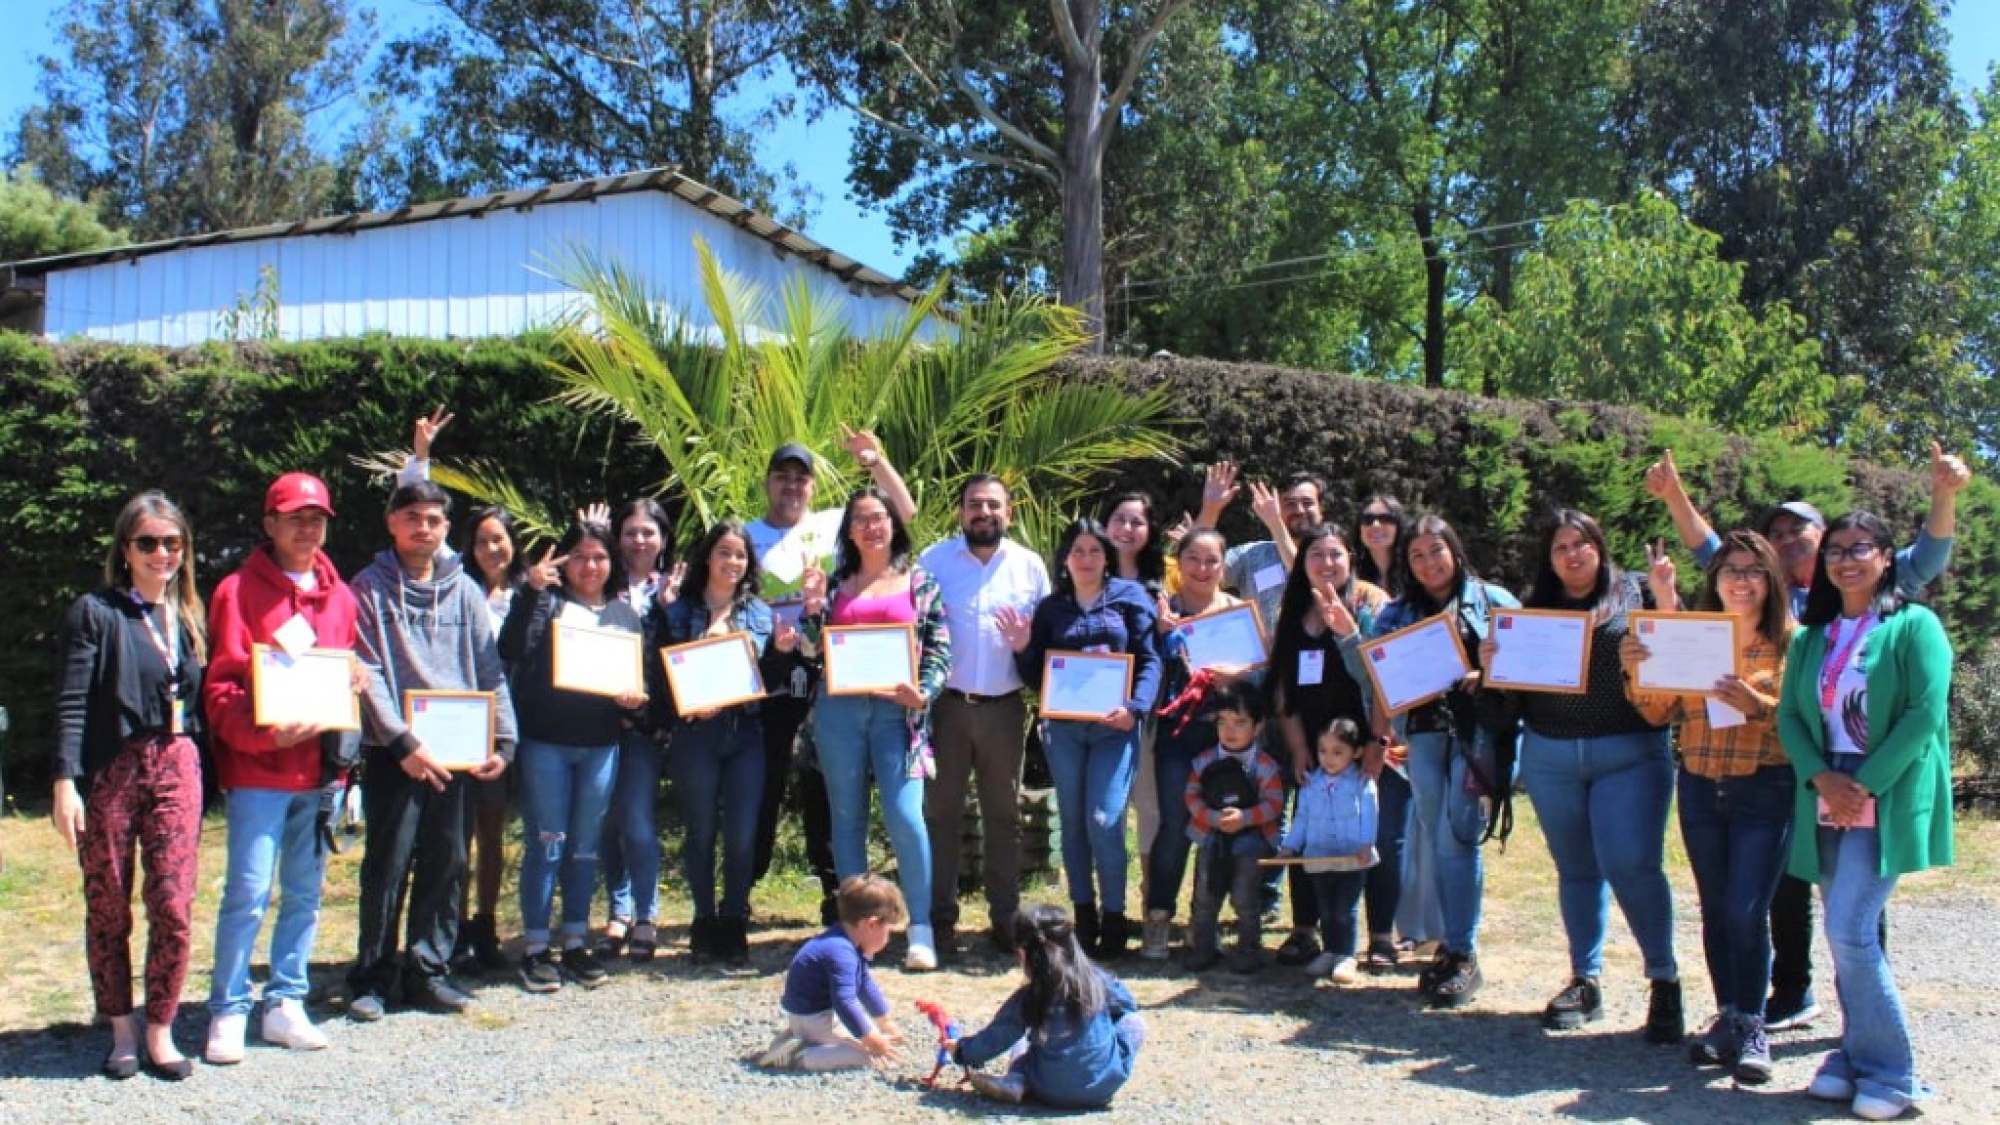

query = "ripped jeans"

[{"left": 517, "top": 738, "right": 619, "bottom": 948}]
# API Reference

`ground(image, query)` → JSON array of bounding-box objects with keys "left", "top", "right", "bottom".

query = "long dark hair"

[
  {"left": 460, "top": 505, "right": 527, "bottom": 592},
  {"left": 1698, "top": 529, "right": 1793, "bottom": 644},
  {"left": 612, "top": 498, "right": 672, "bottom": 579},
  {"left": 831, "top": 486, "right": 914, "bottom": 584},
  {"left": 1526, "top": 508, "right": 1618, "bottom": 608},
  {"left": 1801, "top": 511, "right": 1906, "bottom": 628},
  {"left": 1009, "top": 904, "right": 1107, "bottom": 1030},
  {"left": 1101, "top": 491, "right": 1165, "bottom": 588},
  {"left": 1269, "top": 525, "right": 1354, "bottom": 710},
  {"left": 1394, "top": 513, "right": 1477, "bottom": 619},
  {"left": 679, "top": 518, "right": 763, "bottom": 613},
  {"left": 1353, "top": 493, "right": 1408, "bottom": 591},
  {"left": 553, "top": 518, "right": 626, "bottom": 599},
  {"left": 1051, "top": 517, "right": 1120, "bottom": 599}
]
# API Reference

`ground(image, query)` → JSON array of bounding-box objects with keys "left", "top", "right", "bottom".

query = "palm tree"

[{"left": 371, "top": 237, "right": 1183, "bottom": 551}]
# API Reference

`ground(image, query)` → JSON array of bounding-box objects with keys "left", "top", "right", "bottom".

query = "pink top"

[{"left": 829, "top": 582, "right": 918, "bottom": 626}]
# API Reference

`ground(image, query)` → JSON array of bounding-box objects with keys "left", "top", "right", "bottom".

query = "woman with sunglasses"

[
  {"left": 52, "top": 493, "right": 209, "bottom": 1079},
  {"left": 1621, "top": 530, "right": 1795, "bottom": 1082},
  {"left": 1354, "top": 495, "right": 1409, "bottom": 598},
  {"left": 1777, "top": 512, "right": 1953, "bottom": 1122}
]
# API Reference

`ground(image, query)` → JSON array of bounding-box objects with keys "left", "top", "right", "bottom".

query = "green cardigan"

[{"left": 1776, "top": 604, "right": 1955, "bottom": 883}]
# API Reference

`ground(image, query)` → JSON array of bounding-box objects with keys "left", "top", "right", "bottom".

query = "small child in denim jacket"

[
  {"left": 759, "top": 875, "right": 907, "bottom": 1071},
  {"left": 1182, "top": 682, "right": 1286, "bottom": 974},
  {"left": 950, "top": 905, "right": 1144, "bottom": 1108},
  {"left": 1277, "top": 717, "right": 1379, "bottom": 983}
]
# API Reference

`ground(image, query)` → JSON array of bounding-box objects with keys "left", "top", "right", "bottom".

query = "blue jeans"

[
  {"left": 1143, "top": 725, "right": 1203, "bottom": 917},
  {"left": 1677, "top": 766, "right": 1795, "bottom": 1015},
  {"left": 813, "top": 692, "right": 931, "bottom": 924},
  {"left": 518, "top": 738, "right": 618, "bottom": 945},
  {"left": 1309, "top": 869, "right": 1369, "bottom": 960},
  {"left": 208, "top": 788, "right": 325, "bottom": 1016},
  {"left": 1042, "top": 719, "right": 1138, "bottom": 913},
  {"left": 1405, "top": 730, "right": 1490, "bottom": 954},
  {"left": 1816, "top": 826, "right": 1919, "bottom": 1109},
  {"left": 1519, "top": 728, "right": 1677, "bottom": 981},
  {"left": 671, "top": 712, "right": 766, "bottom": 920},
  {"left": 600, "top": 730, "right": 664, "bottom": 925}
]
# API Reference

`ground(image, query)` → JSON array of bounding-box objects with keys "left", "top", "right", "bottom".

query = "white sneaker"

[
  {"left": 1304, "top": 951, "right": 1339, "bottom": 977},
  {"left": 1807, "top": 1072, "right": 1856, "bottom": 1102},
  {"left": 905, "top": 924, "right": 938, "bottom": 972},
  {"left": 260, "top": 999, "right": 329, "bottom": 1051},
  {"left": 204, "top": 1013, "right": 247, "bottom": 1065},
  {"left": 1141, "top": 911, "right": 1171, "bottom": 961},
  {"left": 1329, "top": 957, "right": 1362, "bottom": 985},
  {"left": 756, "top": 1032, "right": 805, "bottom": 1069},
  {"left": 1852, "top": 1093, "right": 1907, "bottom": 1121}
]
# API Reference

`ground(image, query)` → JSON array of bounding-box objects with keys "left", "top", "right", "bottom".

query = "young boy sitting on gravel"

[{"left": 759, "top": 875, "right": 907, "bottom": 1071}]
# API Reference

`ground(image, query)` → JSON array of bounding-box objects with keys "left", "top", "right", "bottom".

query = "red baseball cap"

[{"left": 266, "top": 472, "right": 336, "bottom": 516}]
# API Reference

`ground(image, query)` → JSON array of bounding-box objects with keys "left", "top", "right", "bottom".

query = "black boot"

[
  {"left": 721, "top": 916, "right": 751, "bottom": 968},
  {"left": 1097, "top": 912, "right": 1132, "bottom": 960},
  {"left": 689, "top": 916, "right": 716, "bottom": 962},
  {"left": 1073, "top": 902, "right": 1101, "bottom": 953},
  {"left": 466, "top": 914, "right": 508, "bottom": 973}
]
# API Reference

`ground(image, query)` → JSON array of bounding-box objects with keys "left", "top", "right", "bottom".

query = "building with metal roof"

[{"left": 0, "top": 167, "right": 935, "bottom": 344}]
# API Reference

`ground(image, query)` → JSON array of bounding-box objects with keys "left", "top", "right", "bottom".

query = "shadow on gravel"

[{"left": 0, "top": 1006, "right": 210, "bottom": 1082}]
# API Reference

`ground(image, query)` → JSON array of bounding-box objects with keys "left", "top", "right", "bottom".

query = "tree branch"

[
  {"left": 1101, "top": 0, "right": 1190, "bottom": 132},
  {"left": 842, "top": 95, "right": 1060, "bottom": 186},
  {"left": 1048, "top": 0, "right": 1089, "bottom": 66},
  {"left": 949, "top": 68, "right": 1061, "bottom": 168}
]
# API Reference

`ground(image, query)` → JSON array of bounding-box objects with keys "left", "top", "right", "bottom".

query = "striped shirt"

[{"left": 1626, "top": 633, "right": 1789, "bottom": 778}]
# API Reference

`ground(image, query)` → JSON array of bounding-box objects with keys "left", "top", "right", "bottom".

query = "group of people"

[{"left": 50, "top": 409, "right": 1968, "bottom": 1118}]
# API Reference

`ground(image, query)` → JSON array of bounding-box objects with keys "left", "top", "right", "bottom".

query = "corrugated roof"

[{"left": 0, "top": 166, "right": 925, "bottom": 304}]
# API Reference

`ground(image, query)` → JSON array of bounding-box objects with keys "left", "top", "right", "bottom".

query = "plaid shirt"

[
  {"left": 1184, "top": 746, "right": 1285, "bottom": 844},
  {"left": 1626, "top": 633, "right": 1789, "bottom": 778}
]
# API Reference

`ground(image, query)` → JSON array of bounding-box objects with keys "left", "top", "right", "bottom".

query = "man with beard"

[
  {"left": 917, "top": 475, "right": 1050, "bottom": 953},
  {"left": 1642, "top": 441, "right": 1971, "bottom": 1033},
  {"left": 1193, "top": 461, "right": 1324, "bottom": 636}
]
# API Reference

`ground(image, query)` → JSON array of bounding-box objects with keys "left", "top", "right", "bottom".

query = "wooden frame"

[
  {"left": 1484, "top": 608, "right": 1594, "bottom": 695},
  {"left": 402, "top": 690, "right": 496, "bottom": 771},
  {"left": 1176, "top": 602, "right": 1270, "bottom": 672},
  {"left": 821, "top": 623, "right": 919, "bottom": 696},
  {"left": 1358, "top": 612, "right": 1473, "bottom": 717},
  {"left": 1038, "top": 649, "right": 1137, "bottom": 721},
  {"left": 250, "top": 643, "right": 361, "bottom": 731},
  {"left": 660, "top": 632, "right": 767, "bottom": 716},
  {"left": 1628, "top": 611, "right": 1744, "bottom": 696},
  {"left": 550, "top": 619, "right": 645, "bottom": 698}
]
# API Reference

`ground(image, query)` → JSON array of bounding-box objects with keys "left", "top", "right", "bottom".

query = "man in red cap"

[{"left": 200, "top": 472, "right": 367, "bottom": 1064}]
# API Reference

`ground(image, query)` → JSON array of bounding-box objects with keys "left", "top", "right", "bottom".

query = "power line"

[{"left": 1112, "top": 238, "right": 1544, "bottom": 308}]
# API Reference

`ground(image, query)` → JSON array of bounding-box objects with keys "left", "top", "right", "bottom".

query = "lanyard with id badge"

[{"left": 131, "top": 591, "right": 185, "bottom": 734}]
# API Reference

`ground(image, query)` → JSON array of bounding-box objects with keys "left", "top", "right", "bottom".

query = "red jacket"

[{"left": 204, "top": 545, "right": 360, "bottom": 791}]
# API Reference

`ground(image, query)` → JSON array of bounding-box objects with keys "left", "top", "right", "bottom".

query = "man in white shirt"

[
  {"left": 745, "top": 434, "right": 918, "bottom": 922},
  {"left": 918, "top": 475, "right": 1051, "bottom": 953}
]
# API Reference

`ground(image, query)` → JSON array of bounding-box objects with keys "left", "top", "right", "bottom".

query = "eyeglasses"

[
  {"left": 127, "top": 535, "right": 184, "bottom": 555},
  {"left": 1359, "top": 512, "right": 1397, "bottom": 527},
  {"left": 1717, "top": 566, "right": 1767, "bottom": 584},
  {"left": 1821, "top": 542, "right": 1882, "bottom": 564}
]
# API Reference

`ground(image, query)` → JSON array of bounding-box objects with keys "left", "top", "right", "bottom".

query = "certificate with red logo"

[
  {"left": 403, "top": 691, "right": 495, "bottom": 770},
  {"left": 661, "top": 632, "right": 766, "bottom": 715},
  {"left": 1359, "top": 613, "right": 1470, "bottom": 716},
  {"left": 822, "top": 624, "right": 918, "bottom": 696},
  {"left": 1039, "top": 650, "right": 1135, "bottom": 721},
  {"left": 1486, "top": 609, "right": 1592, "bottom": 694},
  {"left": 1629, "top": 612, "right": 1742, "bottom": 695}
]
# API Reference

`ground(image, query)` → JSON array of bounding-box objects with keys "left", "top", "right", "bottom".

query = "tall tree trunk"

[
  {"left": 1059, "top": 2, "right": 1106, "bottom": 353},
  {"left": 1414, "top": 202, "right": 1446, "bottom": 387}
]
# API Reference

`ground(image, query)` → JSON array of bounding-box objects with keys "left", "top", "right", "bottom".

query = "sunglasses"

[
  {"left": 127, "top": 535, "right": 184, "bottom": 555},
  {"left": 1358, "top": 512, "right": 1397, "bottom": 527}
]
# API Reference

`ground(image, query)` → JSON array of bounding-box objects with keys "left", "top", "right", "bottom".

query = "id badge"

[
  {"left": 1298, "top": 650, "right": 1325, "bottom": 686},
  {"left": 170, "top": 697, "right": 186, "bottom": 735}
]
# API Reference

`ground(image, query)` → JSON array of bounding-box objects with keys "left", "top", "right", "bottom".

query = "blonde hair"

[
  {"left": 835, "top": 874, "right": 908, "bottom": 927},
  {"left": 104, "top": 491, "right": 208, "bottom": 663}
]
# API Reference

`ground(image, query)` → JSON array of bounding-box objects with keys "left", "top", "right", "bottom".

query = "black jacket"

[{"left": 54, "top": 588, "right": 206, "bottom": 780}]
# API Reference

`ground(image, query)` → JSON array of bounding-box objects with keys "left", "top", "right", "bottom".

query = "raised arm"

[{"left": 1643, "top": 449, "right": 1719, "bottom": 564}]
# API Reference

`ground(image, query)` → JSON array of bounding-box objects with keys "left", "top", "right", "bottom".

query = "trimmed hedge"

[{"left": 3, "top": 336, "right": 1994, "bottom": 795}]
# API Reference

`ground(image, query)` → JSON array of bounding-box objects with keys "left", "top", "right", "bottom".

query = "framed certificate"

[
  {"left": 550, "top": 619, "right": 644, "bottom": 698},
  {"left": 251, "top": 644, "right": 361, "bottom": 731},
  {"left": 1039, "top": 650, "right": 1136, "bottom": 721},
  {"left": 1359, "top": 613, "right": 1472, "bottom": 716},
  {"left": 1629, "top": 611, "right": 1742, "bottom": 695},
  {"left": 403, "top": 690, "right": 495, "bottom": 770},
  {"left": 661, "top": 632, "right": 766, "bottom": 715},
  {"left": 1176, "top": 603, "right": 1269, "bottom": 672},
  {"left": 822, "top": 624, "right": 918, "bottom": 695},
  {"left": 1485, "top": 608, "right": 1592, "bottom": 694}
]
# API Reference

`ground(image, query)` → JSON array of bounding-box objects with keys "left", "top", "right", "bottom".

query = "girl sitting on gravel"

[
  {"left": 948, "top": 904, "right": 1145, "bottom": 1108},
  {"left": 759, "top": 875, "right": 908, "bottom": 1071}
]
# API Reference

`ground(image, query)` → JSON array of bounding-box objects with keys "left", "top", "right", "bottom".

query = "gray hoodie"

[{"left": 352, "top": 547, "right": 519, "bottom": 760}]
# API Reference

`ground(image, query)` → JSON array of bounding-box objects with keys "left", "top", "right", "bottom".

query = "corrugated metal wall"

[{"left": 40, "top": 192, "right": 927, "bottom": 345}]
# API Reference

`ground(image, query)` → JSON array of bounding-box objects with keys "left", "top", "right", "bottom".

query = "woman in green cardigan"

[{"left": 1777, "top": 510, "right": 1953, "bottom": 1122}]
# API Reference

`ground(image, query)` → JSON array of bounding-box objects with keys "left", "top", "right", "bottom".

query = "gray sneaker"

[
  {"left": 1732, "top": 1014, "right": 1774, "bottom": 1086},
  {"left": 1689, "top": 1007, "right": 1738, "bottom": 1067}
]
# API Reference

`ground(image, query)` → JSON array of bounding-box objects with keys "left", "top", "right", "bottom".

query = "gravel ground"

[{"left": 4, "top": 878, "right": 1998, "bottom": 1124}]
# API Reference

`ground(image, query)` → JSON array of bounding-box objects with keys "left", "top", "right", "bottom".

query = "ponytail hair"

[{"left": 1009, "top": 904, "right": 1107, "bottom": 1030}]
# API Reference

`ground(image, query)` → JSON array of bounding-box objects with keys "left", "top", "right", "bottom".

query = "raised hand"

[
  {"left": 526, "top": 545, "right": 567, "bottom": 591},
  {"left": 1202, "top": 460, "right": 1242, "bottom": 511},
  {"left": 1164, "top": 511, "right": 1193, "bottom": 546},
  {"left": 839, "top": 425, "right": 884, "bottom": 467},
  {"left": 1311, "top": 582, "right": 1358, "bottom": 638},
  {"left": 994, "top": 604, "right": 1033, "bottom": 652},
  {"left": 1644, "top": 538, "right": 1678, "bottom": 609},
  {"left": 800, "top": 565, "right": 828, "bottom": 615},
  {"left": 1155, "top": 592, "right": 1182, "bottom": 633},
  {"left": 774, "top": 622, "right": 800, "bottom": 653},
  {"left": 1931, "top": 441, "right": 1971, "bottom": 497},
  {"left": 1248, "top": 479, "right": 1285, "bottom": 532},
  {"left": 413, "top": 406, "right": 454, "bottom": 461},
  {"left": 1642, "top": 448, "right": 1683, "bottom": 502},
  {"left": 576, "top": 501, "right": 610, "bottom": 527},
  {"left": 655, "top": 560, "right": 688, "bottom": 609}
]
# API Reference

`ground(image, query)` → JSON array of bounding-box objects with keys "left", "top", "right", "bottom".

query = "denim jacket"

[
  {"left": 648, "top": 594, "right": 783, "bottom": 727},
  {"left": 1281, "top": 764, "right": 1379, "bottom": 858},
  {"left": 1371, "top": 576, "right": 1520, "bottom": 742},
  {"left": 952, "top": 969, "right": 1140, "bottom": 1108}
]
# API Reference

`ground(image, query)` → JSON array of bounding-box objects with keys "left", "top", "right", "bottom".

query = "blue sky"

[{"left": 2, "top": 0, "right": 1996, "bottom": 279}]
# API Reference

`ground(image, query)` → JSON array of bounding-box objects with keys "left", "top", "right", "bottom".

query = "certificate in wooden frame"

[
  {"left": 550, "top": 619, "right": 645, "bottom": 698},
  {"left": 402, "top": 690, "right": 496, "bottom": 771},
  {"left": 1485, "top": 608, "right": 1593, "bottom": 695},
  {"left": 1358, "top": 612, "right": 1472, "bottom": 717},
  {"left": 250, "top": 643, "right": 362, "bottom": 731},
  {"left": 822, "top": 623, "right": 919, "bottom": 696},
  {"left": 1177, "top": 602, "right": 1270, "bottom": 672},
  {"left": 1038, "top": 650, "right": 1137, "bottom": 721},
  {"left": 1628, "top": 610, "right": 1744, "bottom": 695},
  {"left": 660, "top": 631, "right": 767, "bottom": 716}
]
